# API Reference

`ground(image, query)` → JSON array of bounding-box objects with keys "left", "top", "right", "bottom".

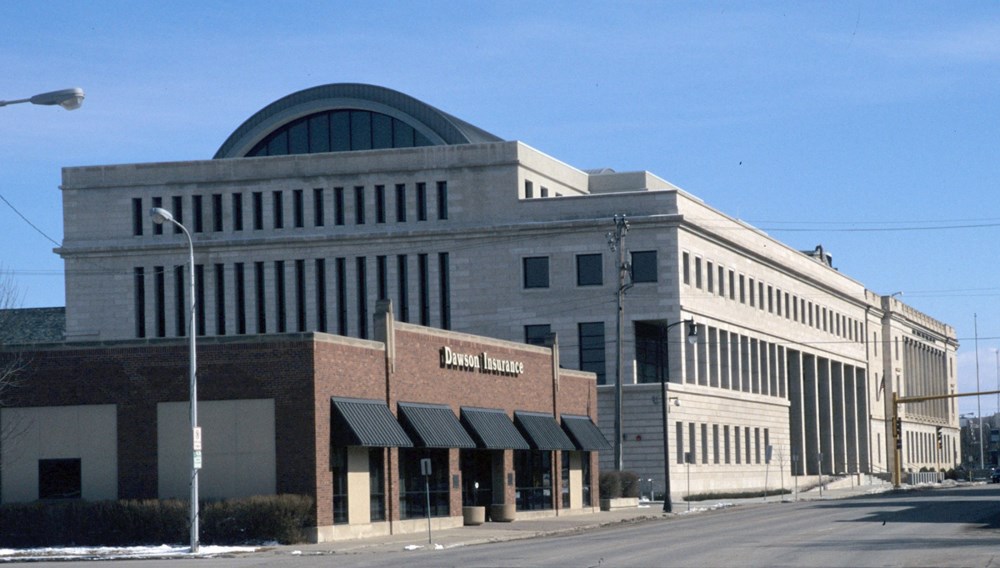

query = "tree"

[{"left": 0, "top": 267, "right": 27, "bottom": 498}]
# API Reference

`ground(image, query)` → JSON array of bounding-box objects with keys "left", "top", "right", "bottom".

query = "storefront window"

[
  {"left": 331, "top": 446, "right": 348, "bottom": 524},
  {"left": 582, "top": 452, "right": 592, "bottom": 507},
  {"left": 561, "top": 452, "right": 570, "bottom": 508},
  {"left": 514, "top": 450, "right": 553, "bottom": 511},
  {"left": 399, "top": 449, "right": 449, "bottom": 519},
  {"left": 369, "top": 448, "right": 386, "bottom": 522}
]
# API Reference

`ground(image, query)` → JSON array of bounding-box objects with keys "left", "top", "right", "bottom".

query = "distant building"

[{"left": 2, "top": 84, "right": 959, "bottom": 517}]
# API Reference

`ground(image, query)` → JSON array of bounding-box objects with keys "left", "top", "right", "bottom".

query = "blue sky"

[{"left": 1, "top": 2, "right": 999, "bottom": 414}]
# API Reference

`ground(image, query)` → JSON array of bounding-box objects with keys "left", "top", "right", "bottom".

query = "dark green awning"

[
  {"left": 331, "top": 397, "right": 412, "bottom": 448},
  {"left": 514, "top": 411, "right": 576, "bottom": 451},
  {"left": 460, "top": 407, "right": 530, "bottom": 450},
  {"left": 561, "top": 414, "right": 612, "bottom": 451},
  {"left": 398, "top": 402, "right": 477, "bottom": 448}
]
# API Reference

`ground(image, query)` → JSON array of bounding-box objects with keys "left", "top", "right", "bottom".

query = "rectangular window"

[
  {"left": 293, "top": 189, "right": 304, "bottom": 228},
  {"left": 252, "top": 192, "right": 263, "bottom": 230},
  {"left": 38, "top": 458, "right": 81, "bottom": 500},
  {"left": 132, "top": 198, "right": 143, "bottom": 236},
  {"left": 734, "top": 426, "right": 741, "bottom": 464},
  {"left": 525, "top": 324, "right": 551, "bottom": 346},
  {"left": 695, "top": 257, "right": 702, "bottom": 289},
  {"left": 171, "top": 196, "right": 184, "bottom": 234},
  {"left": 395, "top": 183, "right": 407, "bottom": 222},
  {"left": 676, "top": 421, "right": 684, "bottom": 464},
  {"left": 273, "top": 190, "right": 284, "bottom": 229},
  {"left": 134, "top": 267, "right": 146, "bottom": 338},
  {"left": 418, "top": 253, "right": 430, "bottom": 326},
  {"left": 192, "top": 195, "right": 203, "bottom": 233},
  {"left": 724, "top": 426, "right": 731, "bottom": 464},
  {"left": 313, "top": 188, "right": 325, "bottom": 227},
  {"left": 755, "top": 427, "right": 761, "bottom": 464},
  {"left": 631, "top": 251, "right": 657, "bottom": 283},
  {"left": 728, "top": 270, "right": 735, "bottom": 300},
  {"left": 525, "top": 180, "right": 534, "bottom": 198},
  {"left": 212, "top": 194, "right": 223, "bottom": 232},
  {"left": 439, "top": 252, "right": 450, "bottom": 329},
  {"left": 436, "top": 181, "right": 448, "bottom": 220},
  {"left": 354, "top": 186, "right": 366, "bottom": 224},
  {"left": 232, "top": 193, "right": 243, "bottom": 231},
  {"left": 376, "top": 255, "right": 388, "bottom": 300},
  {"left": 295, "top": 259, "right": 306, "bottom": 332},
  {"left": 713, "top": 424, "right": 720, "bottom": 464},
  {"left": 275, "top": 260, "right": 286, "bottom": 333},
  {"left": 701, "top": 423, "right": 708, "bottom": 464},
  {"left": 416, "top": 182, "right": 427, "bottom": 221},
  {"left": 745, "top": 427, "right": 751, "bottom": 465},
  {"left": 356, "top": 257, "right": 368, "bottom": 339},
  {"left": 688, "top": 423, "right": 696, "bottom": 464},
  {"left": 540, "top": 186, "right": 549, "bottom": 198},
  {"left": 174, "top": 265, "right": 186, "bottom": 337},
  {"left": 717, "top": 265, "right": 725, "bottom": 297},
  {"left": 315, "top": 258, "right": 327, "bottom": 332},
  {"left": 195, "top": 264, "right": 205, "bottom": 336},
  {"left": 682, "top": 252, "right": 690, "bottom": 285},
  {"left": 397, "top": 254, "right": 409, "bottom": 322},
  {"left": 336, "top": 258, "right": 348, "bottom": 335},
  {"left": 254, "top": 261, "right": 266, "bottom": 333},
  {"left": 576, "top": 253, "right": 603, "bottom": 286},
  {"left": 152, "top": 197, "right": 163, "bottom": 235},
  {"left": 375, "top": 185, "right": 386, "bottom": 223},
  {"left": 758, "top": 282, "right": 765, "bottom": 311},
  {"left": 578, "top": 322, "right": 606, "bottom": 384},
  {"left": 768, "top": 285, "right": 774, "bottom": 313},
  {"left": 154, "top": 266, "right": 165, "bottom": 338},
  {"left": 235, "top": 262, "right": 246, "bottom": 335},
  {"left": 214, "top": 264, "right": 226, "bottom": 336},
  {"left": 706, "top": 261, "right": 714, "bottom": 293},
  {"left": 523, "top": 256, "right": 550, "bottom": 289},
  {"left": 334, "top": 187, "right": 345, "bottom": 225}
]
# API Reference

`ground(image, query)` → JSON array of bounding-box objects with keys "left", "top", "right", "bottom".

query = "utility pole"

[{"left": 608, "top": 215, "right": 631, "bottom": 471}]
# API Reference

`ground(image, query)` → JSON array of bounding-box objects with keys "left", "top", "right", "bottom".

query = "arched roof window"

[{"left": 215, "top": 83, "right": 502, "bottom": 159}]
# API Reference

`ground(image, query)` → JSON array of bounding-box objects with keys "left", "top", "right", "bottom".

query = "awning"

[
  {"left": 331, "top": 397, "right": 413, "bottom": 447},
  {"left": 460, "top": 407, "right": 530, "bottom": 450},
  {"left": 398, "top": 402, "right": 477, "bottom": 448},
  {"left": 561, "top": 414, "right": 612, "bottom": 451},
  {"left": 514, "top": 411, "right": 576, "bottom": 451}
]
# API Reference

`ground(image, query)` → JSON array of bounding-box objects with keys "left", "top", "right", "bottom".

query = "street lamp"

[
  {"left": 149, "top": 206, "right": 200, "bottom": 553},
  {"left": 661, "top": 318, "right": 698, "bottom": 513},
  {"left": 0, "top": 87, "right": 85, "bottom": 110}
]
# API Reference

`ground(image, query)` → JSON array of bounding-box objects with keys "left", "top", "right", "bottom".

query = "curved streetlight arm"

[{"left": 0, "top": 87, "right": 85, "bottom": 110}]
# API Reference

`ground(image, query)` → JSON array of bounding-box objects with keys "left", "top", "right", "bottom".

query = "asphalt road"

[{"left": 41, "top": 484, "right": 1000, "bottom": 567}]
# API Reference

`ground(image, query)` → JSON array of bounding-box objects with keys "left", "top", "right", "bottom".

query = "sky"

[{"left": 1, "top": 2, "right": 998, "bottom": 415}]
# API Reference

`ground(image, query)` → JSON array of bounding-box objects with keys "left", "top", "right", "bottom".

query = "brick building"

[{"left": 0, "top": 302, "right": 607, "bottom": 541}]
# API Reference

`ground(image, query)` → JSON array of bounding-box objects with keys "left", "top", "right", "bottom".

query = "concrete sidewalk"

[{"left": 261, "top": 477, "right": 898, "bottom": 557}]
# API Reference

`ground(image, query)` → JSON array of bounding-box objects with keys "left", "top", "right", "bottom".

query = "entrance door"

[{"left": 460, "top": 450, "right": 496, "bottom": 507}]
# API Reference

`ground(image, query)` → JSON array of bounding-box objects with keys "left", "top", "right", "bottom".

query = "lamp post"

[
  {"left": 149, "top": 207, "right": 199, "bottom": 553},
  {"left": 661, "top": 318, "right": 698, "bottom": 513},
  {"left": 0, "top": 87, "right": 85, "bottom": 110}
]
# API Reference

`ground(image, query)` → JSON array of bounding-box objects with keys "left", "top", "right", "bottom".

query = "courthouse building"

[{"left": 3, "top": 83, "right": 959, "bottom": 513}]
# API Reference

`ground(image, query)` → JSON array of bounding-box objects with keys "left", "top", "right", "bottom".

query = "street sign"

[
  {"left": 193, "top": 450, "right": 202, "bottom": 470},
  {"left": 420, "top": 458, "right": 432, "bottom": 476},
  {"left": 193, "top": 427, "right": 202, "bottom": 451}
]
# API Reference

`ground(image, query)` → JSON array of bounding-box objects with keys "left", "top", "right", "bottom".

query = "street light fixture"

[
  {"left": 0, "top": 87, "right": 85, "bottom": 110},
  {"left": 149, "top": 206, "right": 200, "bottom": 553},
  {"left": 661, "top": 318, "right": 698, "bottom": 513}
]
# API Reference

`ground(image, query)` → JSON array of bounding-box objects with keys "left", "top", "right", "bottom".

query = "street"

[{"left": 30, "top": 484, "right": 1000, "bottom": 567}]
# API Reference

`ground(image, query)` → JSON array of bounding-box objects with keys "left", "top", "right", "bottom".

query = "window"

[
  {"left": 235, "top": 263, "right": 246, "bottom": 335},
  {"left": 743, "top": 276, "right": 749, "bottom": 305},
  {"left": 438, "top": 252, "right": 451, "bottom": 330},
  {"left": 134, "top": 267, "right": 145, "bottom": 338},
  {"left": 525, "top": 180, "right": 534, "bottom": 199},
  {"left": 132, "top": 198, "right": 143, "bottom": 236},
  {"left": 293, "top": 189, "right": 304, "bottom": 228},
  {"left": 694, "top": 257, "right": 702, "bottom": 289},
  {"left": 334, "top": 187, "right": 345, "bottom": 225},
  {"left": 375, "top": 185, "right": 386, "bottom": 223},
  {"left": 354, "top": 186, "right": 366, "bottom": 224},
  {"left": 576, "top": 254, "right": 603, "bottom": 286},
  {"left": 397, "top": 255, "right": 409, "bottom": 322},
  {"left": 232, "top": 193, "right": 243, "bottom": 231},
  {"left": 579, "top": 322, "right": 606, "bottom": 384},
  {"left": 152, "top": 197, "right": 163, "bottom": 235},
  {"left": 376, "top": 255, "right": 388, "bottom": 300},
  {"left": 728, "top": 270, "right": 735, "bottom": 300},
  {"left": 418, "top": 253, "right": 430, "bottom": 325},
  {"left": 525, "top": 324, "right": 551, "bottom": 346},
  {"left": 315, "top": 259, "right": 327, "bottom": 332},
  {"left": 174, "top": 265, "right": 186, "bottom": 337},
  {"left": 254, "top": 261, "right": 266, "bottom": 333},
  {"left": 295, "top": 259, "right": 306, "bottom": 332},
  {"left": 214, "top": 264, "right": 225, "bottom": 336},
  {"left": 154, "top": 266, "right": 165, "bottom": 338},
  {"left": 38, "top": 458, "right": 81, "bottom": 499},
  {"left": 195, "top": 264, "right": 205, "bottom": 336},
  {"left": 631, "top": 251, "right": 657, "bottom": 283},
  {"left": 682, "top": 252, "right": 690, "bottom": 285},
  {"left": 395, "top": 184, "right": 406, "bottom": 222},
  {"left": 523, "top": 257, "right": 549, "bottom": 289},
  {"left": 706, "top": 261, "right": 714, "bottom": 293},
  {"left": 436, "top": 181, "right": 448, "bottom": 220},
  {"left": 331, "top": 446, "right": 348, "bottom": 524},
  {"left": 252, "top": 192, "right": 263, "bottom": 230},
  {"left": 313, "top": 188, "right": 325, "bottom": 227},
  {"left": 171, "top": 196, "right": 184, "bottom": 234},
  {"left": 540, "top": 186, "right": 549, "bottom": 198},
  {"left": 356, "top": 257, "right": 368, "bottom": 339},
  {"left": 192, "top": 195, "right": 203, "bottom": 233},
  {"left": 676, "top": 422, "right": 685, "bottom": 464},
  {"left": 273, "top": 191, "right": 284, "bottom": 229},
  {"left": 212, "top": 194, "right": 223, "bottom": 232},
  {"left": 275, "top": 261, "right": 286, "bottom": 333},
  {"left": 416, "top": 182, "right": 427, "bottom": 221},
  {"left": 717, "top": 265, "right": 725, "bottom": 297},
  {"left": 336, "top": 258, "right": 347, "bottom": 335}
]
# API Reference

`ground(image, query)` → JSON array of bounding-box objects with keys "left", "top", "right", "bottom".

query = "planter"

[
  {"left": 462, "top": 506, "right": 486, "bottom": 526},
  {"left": 489, "top": 503, "right": 516, "bottom": 522},
  {"left": 600, "top": 497, "right": 639, "bottom": 511}
]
